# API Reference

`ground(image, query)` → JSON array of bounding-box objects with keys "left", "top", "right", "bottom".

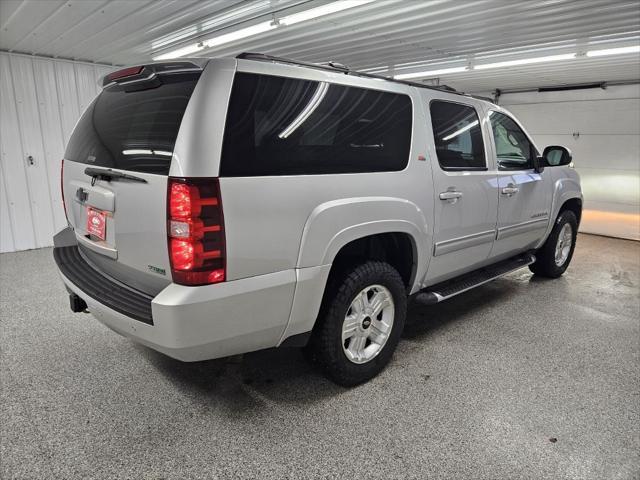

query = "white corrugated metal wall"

[
  {"left": 0, "top": 52, "right": 114, "bottom": 253},
  {"left": 499, "top": 85, "right": 640, "bottom": 241}
]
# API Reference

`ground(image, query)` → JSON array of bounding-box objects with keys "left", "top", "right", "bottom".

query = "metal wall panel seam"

[
  {"left": 9, "top": 55, "right": 55, "bottom": 247},
  {"left": 29, "top": 56, "right": 59, "bottom": 234},
  {"left": 0, "top": 158, "right": 16, "bottom": 252},
  {"left": 5, "top": 54, "right": 38, "bottom": 249}
]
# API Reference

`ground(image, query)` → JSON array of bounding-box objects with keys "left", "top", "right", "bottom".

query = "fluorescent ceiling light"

[
  {"left": 442, "top": 120, "right": 478, "bottom": 142},
  {"left": 586, "top": 45, "right": 640, "bottom": 57},
  {"left": 152, "top": 26, "right": 198, "bottom": 50},
  {"left": 153, "top": 1, "right": 270, "bottom": 50},
  {"left": 203, "top": 20, "right": 274, "bottom": 48},
  {"left": 123, "top": 149, "right": 153, "bottom": 155},
  {"left": 475, "top": 53, "right": 577, "bottom": 70},
  {"left": 280, "top": 0, "right": 373, "bottom": 25},
  {"left": 279, "top": 82, "right": 329, "bottom": 138},
  {"left": 394, "top": 66, "right": 468, "bottom": 80},
  {"left": 153, "top": 21, "right": 274, "bottom": 60},
  {"left": 122, "top": 149, "right": 172, "bottom": 156},
  {"left": 153, "top": 1, "right": 372, "bottom": 60},
  {"left": 153, "top": 43, "right": 204, "bottom": 61}
]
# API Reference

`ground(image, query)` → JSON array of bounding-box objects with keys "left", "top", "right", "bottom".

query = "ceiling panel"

[{"left": 1, "top": 0, "right": 638, "bottom": 92}]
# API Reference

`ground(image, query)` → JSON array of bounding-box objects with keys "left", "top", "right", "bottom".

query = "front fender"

[
  {"left": 536, "top": 171, "right": 583, "bottom": 248},
  {"left": 296, "top": 196, "right": 430, "bottom": 289}
]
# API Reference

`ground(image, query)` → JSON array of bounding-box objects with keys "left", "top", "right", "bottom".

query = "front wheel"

[
  {"left": 529, "top": 210, "right": 578, "bottom": 278},
  {"left": 306, "top": 261, "right": 407, "bottom": 387}
]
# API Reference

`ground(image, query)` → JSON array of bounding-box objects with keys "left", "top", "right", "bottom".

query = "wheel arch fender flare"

[
  {"left": 537, "top": 176, "right": 583, "bottom": 248},
  {"left": 279, "top": 197, "right": 429, "bottom": 346},
  {"left": 297, "top": 196, "right": 429, "bottom": 279}
]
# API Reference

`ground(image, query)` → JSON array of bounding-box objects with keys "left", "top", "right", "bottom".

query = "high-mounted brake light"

[
  {"left": 167, "top": 178, "right": 225, "bottom": 286},
  {"left": 107, "top": 66, "right": 144, "bottom": 82}
]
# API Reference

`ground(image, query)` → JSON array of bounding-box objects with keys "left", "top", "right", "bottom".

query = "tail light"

[
  {"left": 61, "top": 159, "right": 68, "bottom": 222},
  {"left": 167, "top": 177, "right": 225, "bottom": 286}
]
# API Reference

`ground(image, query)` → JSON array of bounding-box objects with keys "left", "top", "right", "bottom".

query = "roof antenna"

[{"left": 320, "top": 60, "right": 349, "bottom": 72}]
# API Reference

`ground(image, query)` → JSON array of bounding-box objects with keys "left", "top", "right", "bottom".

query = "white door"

[
  {"left": 424, "top": 99, "right": 499, "bottom": 285},
  {"left": 487, "top": 110, "right": 552, "bottom": 259}
]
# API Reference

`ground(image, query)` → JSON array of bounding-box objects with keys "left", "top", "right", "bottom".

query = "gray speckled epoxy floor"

[{"left": 1, "top": 233, "right": 638, "bottom": 479}]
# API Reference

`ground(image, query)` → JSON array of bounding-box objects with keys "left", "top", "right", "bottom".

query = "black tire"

[
  {"left": 529, "top": 210, "right": 578, "bottom": 278},
  {"left": 306, "top": 261, "right": 407, "bottom": 387}
]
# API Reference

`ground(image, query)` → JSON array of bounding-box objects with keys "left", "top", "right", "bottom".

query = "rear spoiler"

[{"left": 100, "top": 59, "right": 207, "bottom": 88}]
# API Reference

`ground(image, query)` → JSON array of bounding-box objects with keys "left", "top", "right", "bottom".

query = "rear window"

[
  {"left": 220, "top": 73, "right": 412, "bottom": 176},
  {"left": 64, "top": 72, "right": 200, "bottom": 175}
]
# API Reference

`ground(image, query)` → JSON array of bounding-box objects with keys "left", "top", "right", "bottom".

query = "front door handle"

[
  {"left": 501, "top": 184, "right": 519, "bottom": 196},
  {"left": 439, "top": 190, "right": 463, "bottom": 204}
]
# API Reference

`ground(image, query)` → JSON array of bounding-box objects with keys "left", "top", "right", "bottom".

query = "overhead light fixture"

[
  {"left": 442, "top": 120, "right": 479, "bottom": 142},
  {"left": 586, "top": 45, "right": 640, "bottom": 57},
  {"left": 203, "top": 20, "right": 274, "bottom": 48},
  {"left": 279, "top": 82, "right": 329, "bottom": 138},
  {"left": 153, "top": 43, "right": 205, "bottom": 61},
  {"left": 280, "top": 0, "right": 373, "bottom": 25},
  {"left": 153, "top": 0, "right": 372, "bottom": 61},
  {"left": 122, "top": 149, "right": 173, "bottom": 156},
  {"left": 475, "top": 53, "right": 577, "bottom": 70},
  {"left": 153, "top": 21, "right": 275, "bottom": 60},
  {"left": 394, "top": 66, "right": 468, "bottom": 80}
]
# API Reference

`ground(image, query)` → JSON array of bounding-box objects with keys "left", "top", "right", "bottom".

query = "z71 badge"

[{"left": 148, "top": 265, "right": 166, "bottom": 276}]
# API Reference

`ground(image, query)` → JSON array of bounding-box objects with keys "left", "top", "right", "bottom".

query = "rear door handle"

[
  {"left": 439, "top": 190, "right": 463, "bottom": 203},
  {"left": 501, "top": 184, "right": 519, "bottom": 196}
]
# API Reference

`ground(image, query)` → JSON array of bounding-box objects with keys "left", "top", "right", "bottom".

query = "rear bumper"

[{"left": 54, "top": 241, "right": 296, "bottom": 362}]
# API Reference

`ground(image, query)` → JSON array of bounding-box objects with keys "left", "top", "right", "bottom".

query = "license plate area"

[{"left": 86, "top": 207, "right": 106, "bottom": 241}]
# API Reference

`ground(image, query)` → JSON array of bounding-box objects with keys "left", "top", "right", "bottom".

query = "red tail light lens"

[
  {"left": 167, "top": 178, "right": 225, "bottom": 286},
  {"left": 107, "top": 66, "right": 144, "bottom": 82}
]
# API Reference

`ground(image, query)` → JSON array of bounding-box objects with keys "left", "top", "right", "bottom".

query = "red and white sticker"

[{"left": 86, "top": 208, "right": 106, "bottom": 240}]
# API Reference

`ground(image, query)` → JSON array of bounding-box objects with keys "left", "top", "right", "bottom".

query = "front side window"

[
  {"left": 430, "top": 100, "right": 486, "bottom": 170},
  {"left": 489, "top": 111, "right": 537, "bottom": 170},
  {"left": 220, "top": 73, "right": 412, "bottom": 176}
]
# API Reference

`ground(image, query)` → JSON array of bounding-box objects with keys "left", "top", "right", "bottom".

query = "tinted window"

[
  {"left": 64, "top": 72, "right": 200, "bottom": 175},
  {"left": 489, "top": 111, "right": 537, "bottom": 170},
  {"left": 430, "top": 101, "right": 486, "bottom": 170},
  {"left": 220, "top": 73, "right": 412, "bottom": 176}
]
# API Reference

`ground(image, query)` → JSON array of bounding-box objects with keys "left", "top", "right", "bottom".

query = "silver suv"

[{"left": 54, "top": 53, "right": 582, "bottom": 386}]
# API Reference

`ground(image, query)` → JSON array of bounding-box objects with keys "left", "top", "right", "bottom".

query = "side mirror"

[{"left": 543, "top": 145, "right": 572, "bottom": 167}]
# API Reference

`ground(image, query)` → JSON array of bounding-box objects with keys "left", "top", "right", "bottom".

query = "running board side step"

[{"left": 413, "top": 252, "right": 536, "bottom": 305}]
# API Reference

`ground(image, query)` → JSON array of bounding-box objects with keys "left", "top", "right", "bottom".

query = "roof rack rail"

[
  {"left": 468, "top": 94, "right": 494, "bottom": 103},
  {"left": 235, "top": 52, "right": 491, "bottom": 102}
]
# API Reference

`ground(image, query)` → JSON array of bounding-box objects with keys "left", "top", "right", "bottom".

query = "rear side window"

[
  {"left": 220, "top": 73, "right": 412, "bottom": 176},
  {"left": 64, "top": 72, "right": 200, "bottom": 175},
  {"left": 430, "top": 100, "right": 486, "bottom": 170}
]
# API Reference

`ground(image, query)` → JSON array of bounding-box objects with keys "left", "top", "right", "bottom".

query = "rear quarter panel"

[{"left": 178, "top": 58, "right": 435, "bottom": 289}]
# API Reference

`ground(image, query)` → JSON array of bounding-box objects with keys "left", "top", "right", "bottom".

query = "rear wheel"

[
  {"left": 306, "top": 261, "right": 407, "bottom": 387},
  {"left": 529, "top": 210, "right": 578, "bottom": 278}
]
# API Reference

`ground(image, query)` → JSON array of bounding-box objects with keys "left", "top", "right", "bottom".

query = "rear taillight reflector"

[
  {"left": 167, "top": 177, "right": 225, "bottom": 286},
  {"left": 169, "top": 219, "right": 221, "bottom": 239}
]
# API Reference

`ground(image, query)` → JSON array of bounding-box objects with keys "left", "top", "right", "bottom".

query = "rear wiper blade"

[{"left": 84, "top": 167, "right": 147, "bottom": 183}]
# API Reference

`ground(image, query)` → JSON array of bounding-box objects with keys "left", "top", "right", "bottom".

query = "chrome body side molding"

[
  {"left": 433, "top": 229, "right": 496, "bottom": 256},
  {"left": 496, "top": 217, "right": 549, "bottom": 240}
]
